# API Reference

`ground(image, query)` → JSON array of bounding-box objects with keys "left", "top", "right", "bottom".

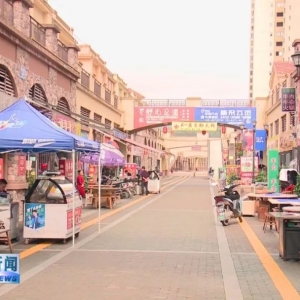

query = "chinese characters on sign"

[
  {"left": 59, "top": 159, "right": 73, "bottom": 180},
  {"left": 172, "top": 122, "right": 217, "bottom": 131},
  {"left": 134, "top": 107, "right": 194, "bottom": 128},
  {"left": 240, "top": 156, "right": 258, "bottom": 185},
  {"left": 255, "top": 130, "right": 267, "bottom": 151},
  {"left": 52, "top": 112, "right": 75, "bottom": 133},
  {"left": 18, "top": 155, "right": 26, "bottom": 176},
  {"left": 194, "top": 107, "right": 256, "bottom": 129},
  {"left": 267, "top": 150, "right": 279, "bottom": 192},
  {"left": 67, "top": 207, "right": 82, "bottom": 230},
  {"left": 0, "top": 254, "right": 20, "bottom": 284},
  {"left": 281, "top": 88, "right": 296, "bottom": 112}
]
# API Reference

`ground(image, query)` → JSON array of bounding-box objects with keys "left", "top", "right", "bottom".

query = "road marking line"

[
  {"left": 240, "top": 218, "right": 300, "bottom": 300},
  {"left": 0, "top": 176, "right": 190, "bottom": 297},
  {"left": 18, "top": 176, "right": 187, "bottom": 260}
]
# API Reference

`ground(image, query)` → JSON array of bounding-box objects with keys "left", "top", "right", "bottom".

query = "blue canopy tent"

[{"left": 0, "top": 99, "right": 102, "bottom": 245}]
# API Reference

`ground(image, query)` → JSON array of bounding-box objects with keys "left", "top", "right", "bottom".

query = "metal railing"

[
  {"left": 30, "top": 17, "right": 45, "bottom": 46},
  {"left": 57, "top": 40, "right": 68, "bottom": 63},
  {"left": 201, "top": 99, "right": 251, "bottom": 107},
  {"left": 0, "top": 0, "right": 13, "bottom": 26},
  {"left": 105, "top": 89, "right": 111, "bottom": 104},
  {"left": 142, "top": 99, "right": 186, "bottom": 106}
]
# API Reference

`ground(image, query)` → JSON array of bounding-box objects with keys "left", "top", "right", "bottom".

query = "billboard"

[
  {"left": 134, "top": 107, "right": 194, "bottom": 128},
  {"left": 134, "top": 106, "right": 257, "bottom": 129},
  {"left": 172, "top": 122, "right": 217, "bottom": 131},
  {"left": 194, "top": 107, "right": 256, "bottom": 129}
]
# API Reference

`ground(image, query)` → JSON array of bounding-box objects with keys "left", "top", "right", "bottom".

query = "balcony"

[
  {"left": 30, "top": 17, "right": 45, "bottom": 46},
  {"left": 57, "top": 40, "right": 68, "bottom": 63},
  {"left": 0, "top": 0, "right": 13, "bottom": 26},
  {"left": 105, "top": 89, "right": 111, "bottom": 104}
]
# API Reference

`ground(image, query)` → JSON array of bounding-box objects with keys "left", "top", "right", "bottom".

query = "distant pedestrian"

[
  {"left": 140, "top": 166, "right": 149, "bottom": 195},
  {"left": 76, "top": 170, "right": 86, "bottom": 206}
]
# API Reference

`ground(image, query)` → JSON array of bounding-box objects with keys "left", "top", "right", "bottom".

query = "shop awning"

[{"left": 0, "top": 99, "right": 100, "bottom": 152}]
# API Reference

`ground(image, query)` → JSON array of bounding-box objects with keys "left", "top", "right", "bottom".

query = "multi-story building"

[
  {"left": 250, "top": 0, "right": 300, "bottom": 100},
  {"left": 0, "top": 0, "right": 79, "bottom": 203},
  {"left": 265, "top": 61, "right": 296, "bottom": 166}
]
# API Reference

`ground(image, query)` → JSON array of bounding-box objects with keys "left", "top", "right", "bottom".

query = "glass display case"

[{"left": 24, "top": 173, "right": 82, "bottom": 244}]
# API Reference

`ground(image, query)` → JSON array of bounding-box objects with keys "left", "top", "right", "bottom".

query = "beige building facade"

[
  {"left": 0, "top": 0, "right": 80, "bottom": 207},
  {"left": 250, "top": 0, "right": 300, "bottom": 100}
]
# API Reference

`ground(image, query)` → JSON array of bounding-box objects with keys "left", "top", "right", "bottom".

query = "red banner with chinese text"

[
  {"left": 18, "top": 155, "right": 26, "bottom": 176},
  {"left": 134, "top": 107, "right": 195, "bottom": 128}
]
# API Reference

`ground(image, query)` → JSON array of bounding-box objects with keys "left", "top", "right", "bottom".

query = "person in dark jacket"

[{"left": 140, "top": 166, "right": 149, "bottom": 195}]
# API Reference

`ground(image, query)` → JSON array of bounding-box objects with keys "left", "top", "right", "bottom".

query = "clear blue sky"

[{"left": 49, "top": 0, "right": 250, "bottom": 100}]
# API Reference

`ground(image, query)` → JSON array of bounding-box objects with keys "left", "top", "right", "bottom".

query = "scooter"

[{"left": 214, "top": 184, "right": 243, "bottom": 226}]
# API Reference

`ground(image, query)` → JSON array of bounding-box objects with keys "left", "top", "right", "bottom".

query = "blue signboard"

[
  {"left": 255, "top": 130, "right": 266, "bottom": 151},
  {"left": 0, "top": 254, "right": 20, "bottom": 284},
  {"left": 194, "top": 107, "right": 256, "bottom": 129}
]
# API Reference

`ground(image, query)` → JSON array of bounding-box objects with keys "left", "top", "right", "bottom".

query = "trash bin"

[{"left": 136, "top": 185, "right": 142, "bottom": 195}]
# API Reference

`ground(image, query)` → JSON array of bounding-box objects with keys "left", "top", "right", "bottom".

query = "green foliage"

[
  {"left": 227, "top": 173, "right": 238, "bottom": 185},
  {"left": 255, "top": 171, "right": 267, "bottom": 183},
  {"left": 26, "top": 172, "right": 36, "bottom": 189},
  {"left": 293, "top": 175, "right": 300, "bottom": 197}
]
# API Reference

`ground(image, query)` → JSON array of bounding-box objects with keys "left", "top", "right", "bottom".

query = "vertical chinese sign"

[
  {"left": 240, "top": 156, "right": 258, "bottom": 185},
  {"left": 281, "top": 88, "right": 296, "bottom": 112},
  {"left": 18, "top": 155, "right": 26, "bottom": 176},
  {"left": 267, "top": 150, "right": 279, "bottom": 192}
]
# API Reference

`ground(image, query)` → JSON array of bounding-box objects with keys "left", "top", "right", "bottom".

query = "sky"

[{"left": 49, "top": 0, "right": 250, "bottom": 100}]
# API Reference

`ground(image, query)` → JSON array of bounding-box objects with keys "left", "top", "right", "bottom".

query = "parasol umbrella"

[{"left": 80, "top": 143, "right": 125, "bottom": 166}]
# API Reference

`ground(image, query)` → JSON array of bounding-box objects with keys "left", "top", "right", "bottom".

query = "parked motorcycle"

[{"left": 214, "top": 184, "right": 242, "bottom": 226}]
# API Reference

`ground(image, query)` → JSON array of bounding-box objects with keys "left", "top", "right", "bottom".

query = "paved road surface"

[{"left": 0, "top": 176, "right": 299, "bottom": 299}]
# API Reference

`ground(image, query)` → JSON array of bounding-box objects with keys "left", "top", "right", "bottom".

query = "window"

[
  {"left": 94, "top": 80, "right": 101, "bottom": 97},
  {"left": 277, "top": 2, "right": 284, "bottom": 7},
  {"left": 29, "top": 84, "right": 47, "bottom": 103},
  {"left": 275, "top": 120, "right": 279, "bottom": 135},
  {"left": 276, "top": 41, "right": 283, "bottom": 46},
  {"left": 105, "top": 119, "right": 111, "bottom": 129},
  {"left": 80, "top": 107, "right": 90, "bottom": 126},
  {"left": 105, "top": 89, "right": 111, "bottom": 104},
  {"left": 290, "top": 112, "right": 295, "bottom": 127},
  {"left": 277, "top": 12, "right": 284, "bottom": 17},
  {"left": 107, "top": 79, "right": 114, "bottom": 91},
  {"left": 276, "top": 51, "right": 283, "bottom": 56},
  {"left": 94, "top": 113, "right": 102, "bottom": 123},
  {"left": 281, "top": 115, "right": 287, "bottom": 132},
  {"left": 0, "top": 65, "right": 15, "bottom": 96},
  {"left": 276, "top": 32, "right": 284, "bottom": 37},
  {"left": 57, "top": 98, "right": 70, "bottom": 115},
  {"left": 81, "top": 70, "right": 90, "bottom": 89},
  {"left": 277, "top": 22, "right": 283, "bottom": 27},
  {"left": 270, "top": 123, "right": 273, "bottom": 138},
  {"left": 114, "top": 96, "right": 118, "bottom": 108},
  {"left": 282, "top": 81, "right": 287, "bottom": 88}
]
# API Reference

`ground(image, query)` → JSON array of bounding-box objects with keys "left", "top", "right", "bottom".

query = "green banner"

[{"left": 267, "top": 150, "right": 279, "bottom": 192}]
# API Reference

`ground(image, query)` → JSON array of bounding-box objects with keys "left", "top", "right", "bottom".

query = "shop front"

[{"left": 279, "top": 131, "right": 295, "bottom": 167}]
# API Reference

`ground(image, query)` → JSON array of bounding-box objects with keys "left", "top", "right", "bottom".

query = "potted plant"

[
  {"left": 227, "top": 173, "right": 238, "bottom": 185},
  {"left": 293, "top": 175, "right": 300, "bottom": 197},
  {"left": 255, "top": 171, "right": 267, "bottom": 183}
]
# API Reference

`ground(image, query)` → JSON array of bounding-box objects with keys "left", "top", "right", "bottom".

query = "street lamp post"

[
  {"left": 252, "top": 120, "right": 257, "bottom": 184},
  {"left": 234, "top": 137, "right": 237, "bottom": 164}
]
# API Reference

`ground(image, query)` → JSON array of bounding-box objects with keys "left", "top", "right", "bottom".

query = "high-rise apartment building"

[{"left": 249, "top": 0, "right": 300, "bottom": 100}]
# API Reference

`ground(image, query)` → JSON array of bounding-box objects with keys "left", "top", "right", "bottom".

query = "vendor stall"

[
  {"left": 24, "top": 173, "right": 82, "bottom": 244},
  {"left": 0, "top": 100, "right": 100, "bottom": 246}
]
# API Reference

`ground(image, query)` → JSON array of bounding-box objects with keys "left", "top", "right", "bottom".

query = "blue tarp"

[{"left": 0, "top": 99, "right": 100, "bottom": 152}]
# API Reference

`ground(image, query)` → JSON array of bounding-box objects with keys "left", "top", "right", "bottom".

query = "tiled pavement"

[{"left": 0, "top": 176, "right": 299, "bottom": 299}]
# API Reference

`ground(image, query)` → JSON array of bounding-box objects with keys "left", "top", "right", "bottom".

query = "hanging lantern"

[
  {"left": 221, "top": 126, "right": 226, "bottom": 134},
  {"left": 163, "top": 126, "right": 168, "bottom": 134},
  {"left": 202, "top": 131, "right": 206, "bottom": 135}
]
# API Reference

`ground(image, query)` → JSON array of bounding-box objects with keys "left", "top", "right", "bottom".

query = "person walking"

[
  {"left": 76, "top": 170, "right": 86, "bottom": 207},
  {"left": 140, "top": 166, "right": 149, "bottom": 195}
]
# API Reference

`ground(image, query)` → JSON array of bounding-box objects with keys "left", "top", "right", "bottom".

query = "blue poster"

[
  {"left": 194, "top": 107, "right": 256, "bottom": 129},
  {"left": 24, "top": 203, "right": 45, "bottom": 230},
  {"left": 255, "top": 130, "right": 266, "bottom": 151}
]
